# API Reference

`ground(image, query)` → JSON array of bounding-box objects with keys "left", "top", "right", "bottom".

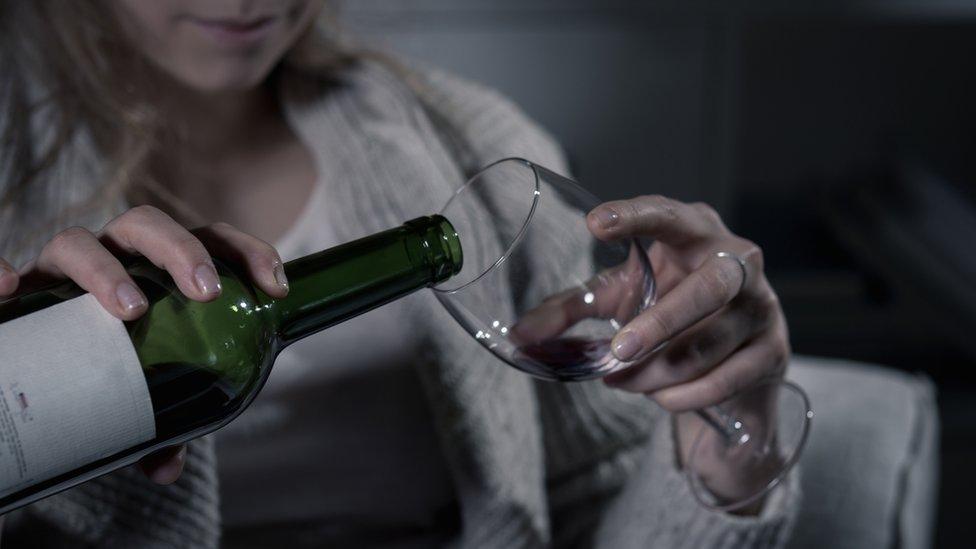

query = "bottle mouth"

[
  {"left": 433, "top": 157, "right": 541, "bottom": 295},
  {"left": 404, "top": 215, "right": 465, "bottom": 284},
  {"left": 432, "top": 214, "right": 464, "bottom": 277}
]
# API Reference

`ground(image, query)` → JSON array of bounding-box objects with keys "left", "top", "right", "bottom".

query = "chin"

[{"left": 174, "top": 58, "right": 278, "bottom": 94}]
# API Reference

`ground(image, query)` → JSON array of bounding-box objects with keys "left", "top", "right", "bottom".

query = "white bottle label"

[{"left": 0, "top": 294, "right": 155, "bottom": 497}]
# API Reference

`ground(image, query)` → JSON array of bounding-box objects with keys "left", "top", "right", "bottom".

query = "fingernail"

[
  {"left": 194, "top": 264, "right": 222, "bottom": 296},
  {"left": 591, "top": 207, "right": 620, "bottom": 230},
  {"left": 116, "top": 282, "right": 147, "bottom": 313},
  {"left": 612, "top": 330, "right": 642, "bottom": 361},
  {"left": 273, "top": 262, "right": 289, "bottom": 291}
]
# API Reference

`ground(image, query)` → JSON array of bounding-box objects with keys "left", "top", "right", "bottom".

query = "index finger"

[
  {"left": 100, "top": 206, "right": 221, "bottom": 302},
  {"left": 587, "top": 195, "right": 723, "bottom": 247},
  {"left": 610, "top": 251, "right": 746, "bottom": 362}
]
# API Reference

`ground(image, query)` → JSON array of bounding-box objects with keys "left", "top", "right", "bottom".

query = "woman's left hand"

[{"left": 586, "top": 195, "right": 790, "bottom": 413}]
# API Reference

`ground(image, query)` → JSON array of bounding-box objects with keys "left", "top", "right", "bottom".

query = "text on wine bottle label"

[{"left": 0, "top": 294, "right": 155, "bottom": 497}]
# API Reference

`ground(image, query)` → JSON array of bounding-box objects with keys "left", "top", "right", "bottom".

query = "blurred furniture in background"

[
  {"left": 788, "top": 356, "right": 937, "bottom": 549},
  {"left": 337, "top": 1, "right": 976, "bottom": 546}
]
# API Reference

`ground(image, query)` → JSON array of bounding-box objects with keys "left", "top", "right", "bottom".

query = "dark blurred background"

[{"left": 338, "top": 0, "right": 975, "bottom": 545}]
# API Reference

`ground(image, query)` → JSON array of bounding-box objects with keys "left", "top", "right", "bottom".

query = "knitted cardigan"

[{"left": 2, "top": 59, "right": 799, "bottom": 548}]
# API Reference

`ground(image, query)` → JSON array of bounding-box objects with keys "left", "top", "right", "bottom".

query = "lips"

[
  {"left": 195, "top": 16, "right": 273, "bottom": 32},
  {"left": 189, "top": 15, "right": 278, "bottom": 46}
]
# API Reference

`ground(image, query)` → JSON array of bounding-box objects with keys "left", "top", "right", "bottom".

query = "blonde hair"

[{"left": 0, "top": 1, "right": 354, "bottom": 257}]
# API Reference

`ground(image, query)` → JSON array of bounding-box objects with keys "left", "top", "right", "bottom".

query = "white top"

[{"left": 214, "top": 177, "right": 458, "bottom": 546}]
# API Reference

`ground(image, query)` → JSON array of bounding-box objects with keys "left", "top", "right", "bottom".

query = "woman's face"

[{"left": 111, "top": 0, "right": 323, "bottom": 92}]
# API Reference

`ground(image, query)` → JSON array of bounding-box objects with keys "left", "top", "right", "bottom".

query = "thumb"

[{"left": 137, "top": 444, "right": 187, "bottom": 485}]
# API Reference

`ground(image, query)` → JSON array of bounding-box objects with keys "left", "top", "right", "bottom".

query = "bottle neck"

[{"left": 271, "top": 215, "right": 462, "bottom": 346}]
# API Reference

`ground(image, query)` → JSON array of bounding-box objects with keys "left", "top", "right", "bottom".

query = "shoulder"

[
  {"left": 318, "top": 55, "right": 570, "bottom": 176},
  {"left": 408, "top": 62, "right": 570, "bottom": 175}
]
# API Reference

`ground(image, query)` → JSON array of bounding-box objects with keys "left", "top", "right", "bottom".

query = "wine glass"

[{"left": 432, "top": 157, "right": 812, "bottom": 511}]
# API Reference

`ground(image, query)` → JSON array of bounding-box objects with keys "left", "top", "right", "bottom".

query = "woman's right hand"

[{"left": 4, "top": 205, "right": 290, "bottom": 485}]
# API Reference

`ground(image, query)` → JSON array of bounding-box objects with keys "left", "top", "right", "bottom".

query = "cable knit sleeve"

[
  {"left": 410, "top": 63, "right": 800, "bottom": 548},
  {"left": 4, "top": 437, "right": 220, "bottom": 549}
]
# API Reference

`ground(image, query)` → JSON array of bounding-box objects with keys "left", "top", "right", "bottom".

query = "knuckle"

[
  {"left": 691, "top": 201, "right": 723, "bottom": 226},
  {"left": 740, "top": 239, "right": 765, "bottom": 273},
  {"left": 166, "top": 235, "right": 209, "bottom": 265},
  {"left": 130, "top": 204, "right": 165, "bottom": 218},
  {"left": 208, "top": 221, "right": 235, "bottom": 233},
  {"left": 247, "top": 246, "right": 281, "bottom": 268},
  {"left": 622, "top": 198, "right": 644, "bottom": 224},
  {"left": 47, "top": 227, "right": 91, "bottom": 254},
  {"left": 125, "top": 205, "right": 167, "bottom": 225},
  {"left": 760, "top": 288, "right": 781, "bottom": 310},
  {"left": 106, "top": 205, "right": 171, "bottom": 239},
  {"left": 772, "top": 336, "right": 791, "bottom": 366},
  {"left": 642, "top": 194, "right": 679, "bottom": 219},
  {"left": 761, "top": 293, "right": 783, "bottom": 326}
]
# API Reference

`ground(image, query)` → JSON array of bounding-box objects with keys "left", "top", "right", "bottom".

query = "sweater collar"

[{"left": 279, "top": 64, "right": 551, "bottom": 546}]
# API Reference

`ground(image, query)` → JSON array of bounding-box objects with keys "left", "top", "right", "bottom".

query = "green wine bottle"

[{"left": 0, "top": 214, "right": 462, "bottom": 514}]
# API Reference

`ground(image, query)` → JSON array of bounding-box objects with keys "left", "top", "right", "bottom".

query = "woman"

[{"left": 0, "top": 1, "right": 797, "bottom": 547}]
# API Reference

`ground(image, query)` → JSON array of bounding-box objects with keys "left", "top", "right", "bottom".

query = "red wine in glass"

[
  {"left": 434, "top": 157, "right": 812, "bottom": 511},
  {"left": 514, "top": 336, "right": 615, "bottom": 381}
]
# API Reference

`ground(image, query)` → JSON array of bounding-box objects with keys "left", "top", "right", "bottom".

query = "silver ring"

[{"left": 715, "top": 251, "right": 748, "bottom": 293}]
